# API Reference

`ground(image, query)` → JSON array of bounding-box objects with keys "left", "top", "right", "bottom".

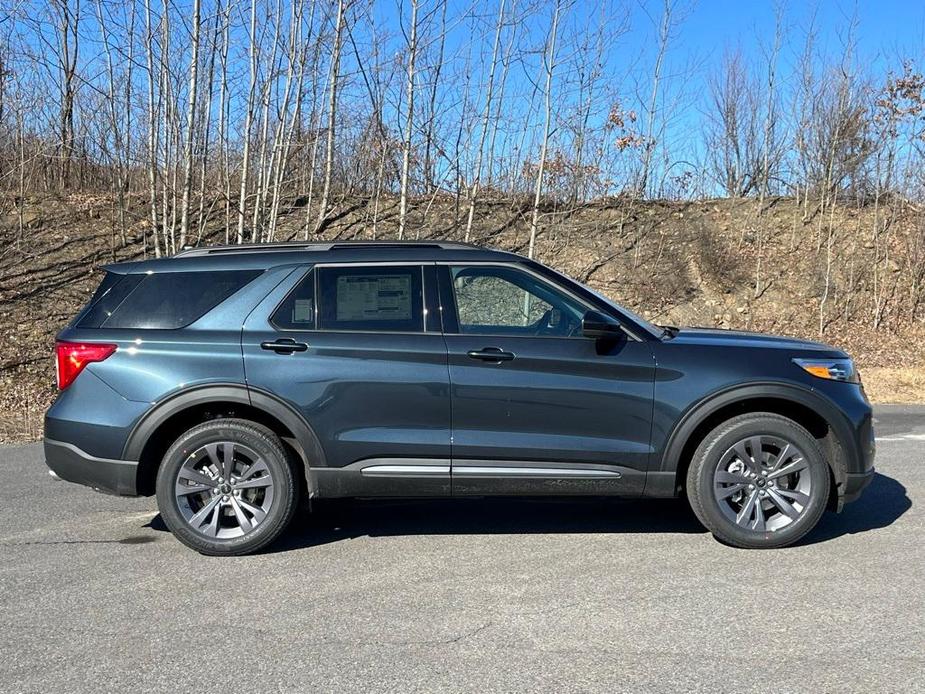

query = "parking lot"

[{"left": 0, "top": 405, "right": 921, "bottom": 693}]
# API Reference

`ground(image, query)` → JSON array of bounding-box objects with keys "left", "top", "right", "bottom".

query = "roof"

[{"left": 105, "top": 240, "right": 523, "bottom": 274}]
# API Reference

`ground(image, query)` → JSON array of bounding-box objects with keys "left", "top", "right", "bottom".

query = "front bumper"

[
  {"left": 44, "top": 438, "right": 139, "bottom": 496},
  {"left": 843, "top": 468, "right": 876, "bottom": 505}
]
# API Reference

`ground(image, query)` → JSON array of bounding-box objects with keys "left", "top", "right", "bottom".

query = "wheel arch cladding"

[
  {"left": 662, "top": 384, "right": 851, "bottom": 506},
  {"left": 126, "top": 384, "right": 325, "bottom": 497}
]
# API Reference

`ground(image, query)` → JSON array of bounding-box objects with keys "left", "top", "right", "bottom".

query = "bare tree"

[
  {"left": 236, "top": 0, "right": 260, "bottom": 244},
  {"left": 637, "top": 0, "right": 672, "bottom": 198},
  {"left": 754, "top": 6, "right": 783, "bottom": 297},
  {"left": 527, "top": 0, "right": 562, "bottom": 259},
  {"left": 179, "top": 0, "right": 202, "bottom": 247},
  {"left": 50, "top": 0, "right": 80, "bottom": 188},
  {"left": 143, "top": 0, "right": 162, "bottom": 256},
  {"left": 421, "top": 0, "right": 448, "bottom": 197},
  {"left": 398, "top": 0, "right": 419, "bottom": 239},
  {"left": 267, "top": 0, "right": 311, "bottom": 241},
  {"left": 316, "top": 0, "right": 347, "bottom": 232},
  {"left": 217, "top": 0, "right": 232, "bottom": 243},
  {"left": 464, "top": 0, "right": 506, "bottom": 241},
  {"left": 705, "top": 50, "right": 756, "bottom": 197}
]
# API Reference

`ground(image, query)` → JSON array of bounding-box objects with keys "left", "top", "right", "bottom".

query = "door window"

[
  {"left": 448, "top": 265, "right": 587, "bottom": 337},
  {"left": 318, "top": 265, "right": 425, "bottom": 332}
]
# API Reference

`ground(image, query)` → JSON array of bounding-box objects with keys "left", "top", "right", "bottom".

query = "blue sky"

[
  {"left": 366, "top": 0, "right": 925, "bottom": 193},
  {"left": 675, "top": 0, "right": 924, "bottom": 74}
]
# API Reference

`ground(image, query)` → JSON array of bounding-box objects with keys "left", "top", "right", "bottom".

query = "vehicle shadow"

[
  {"left": 144, "top": 472, "right": 910, "bottom": 553},
  {"left": 797, "top": 472, "right": 911, "bottom": 546},
  {"left": 269, "top": 496, "right": 707, "bottom": 552},
  {"left": 145, "top": 496, "right": 708, "bottom": 551}
]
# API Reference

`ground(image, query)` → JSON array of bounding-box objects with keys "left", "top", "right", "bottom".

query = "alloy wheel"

[
  {"left": 174, "top": 441, "right": 275, "bottom": 539},
  {"left": 713, "top": 435, "right": 812, "bottom": 533}
]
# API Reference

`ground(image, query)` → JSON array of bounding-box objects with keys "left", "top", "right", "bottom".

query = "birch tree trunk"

[
  {"left": 465, "top": 0, "right": 506, "bottom": 242},
  {"left": 236, "top": 0, "right": 260, "bottom": 244},
  {"left": 179, "top": 0, "right": 202, "bottom": 248},
  {"left": 217, "top": 0, "right": 231, "bottom": 243},
  {"left": 398, "top": 0, "right": 419, "bottom": 240},
  {"left": 528, "top": 0, "right": 560, "bottom": 260},
  {"left": 268, "top": 0, "right": 309, "bottom": 241},
  {"left": 754, "top": 8, "right": 782, "bottom": 298},
  {"left": 143, "top": 0, "right": 162, "bottom": 257},
  {"left": 638, "top": 0, "right": 671, "bottom": 198},
  {"left": 315, "top": 0, "right": 346, "bottom": 232}
]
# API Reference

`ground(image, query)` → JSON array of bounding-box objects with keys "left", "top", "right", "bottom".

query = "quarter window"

[
  {"left": 77, "top": 270, "right": 261, "bottom": 329},
  {"left": 449, "top": 265, "right": 587, "bottom": 337},
  {"left": 271, "top": 270, "right": 316, "bottom": 330}
]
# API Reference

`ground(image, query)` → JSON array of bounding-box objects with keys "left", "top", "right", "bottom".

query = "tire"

[
  {"left": 686, "top": 413, "right": 830, "bottom": 549},
  {"left": 155, "top": 418, "right": 299, "bottom": 556}
]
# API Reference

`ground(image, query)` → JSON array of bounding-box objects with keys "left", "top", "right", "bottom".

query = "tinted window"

[
  {"left": 271, "top": 270, "right": 316, "bottom": 330},
  {"left": 317, "top": 266, "right": 424, "bottom": 332},
  {"left": 78, "top": 270, "right": 261, "bottom": 329},
  {"left": 77, "top": 272, "right": 145, "bottom": 328},
  {"left": 449, "top": 265, "right": 587, "bottom": 336}
]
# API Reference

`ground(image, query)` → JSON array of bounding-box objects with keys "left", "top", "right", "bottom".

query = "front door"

[
  {"left": 438, "top": 263, "right": 656, "bottom": 496},
  {"left": 242, "top": 263, "right": 451, "bottom": 497}
]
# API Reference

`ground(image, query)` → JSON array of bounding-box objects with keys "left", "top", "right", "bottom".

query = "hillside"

[{"left": 2, "top": 192, "right": 924, "bottom": 443}]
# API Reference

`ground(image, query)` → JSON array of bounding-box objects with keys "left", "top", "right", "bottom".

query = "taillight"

[{"left": 55, "top": 341, "right": 117, "bottom": 390}]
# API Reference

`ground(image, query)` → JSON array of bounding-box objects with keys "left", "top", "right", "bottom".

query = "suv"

[{"left": 44, "top": 241, "right": 875, "bottom": 554}]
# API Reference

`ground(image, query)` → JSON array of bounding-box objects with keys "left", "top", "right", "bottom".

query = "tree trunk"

[
  {"left": 398, "top": 0, "right": 419, "bottom": 240},
  {"left": 179, "top": 0, "right": 202, "bottom": 248},
  {"left": 236, "top": 0, "right": 260, "bottom": 244},
  {"left": 465, "top": 0, "right": 506, "bottom": 241},
  {"left": 528, "top": 0, "right": 560, "bottom": 260},
  {"left": 315, "top": 0, "right": 346, "bottom": 232}
]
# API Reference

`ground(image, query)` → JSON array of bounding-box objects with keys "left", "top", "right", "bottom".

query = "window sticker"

[
  {"left": 336, "top": 274, "right": 412, "bottom": 321},
  {"left": 293, "top": 299, "right": 314, "bottom": 323}
]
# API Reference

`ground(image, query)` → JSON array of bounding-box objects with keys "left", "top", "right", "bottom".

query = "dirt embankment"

[{"left": 2, "top": 193, "right": 923, "bottom": 443}]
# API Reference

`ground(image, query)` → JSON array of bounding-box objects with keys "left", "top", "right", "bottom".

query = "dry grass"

[{"left": 860, "top": 367, "right": 925, "bottom": 404}]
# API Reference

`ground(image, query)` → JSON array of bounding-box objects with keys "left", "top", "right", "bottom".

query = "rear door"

[
  {"left": 439, "top": 263, "right": 656, "bottom": 496},
  {"left": 242, "top": 263, "right": 451, "bottom": 497}
]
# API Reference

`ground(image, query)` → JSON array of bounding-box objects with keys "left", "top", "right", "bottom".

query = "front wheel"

[
  {"left": 686, "top": 413, "right": 831, "bottom": 549},
  {"left": 155, "top": 418, "right": 299, "bottom": 556}
]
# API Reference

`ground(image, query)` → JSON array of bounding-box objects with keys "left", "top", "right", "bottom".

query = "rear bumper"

[{"left": 44, "top": 438, "right": 139, "bottom": 496}]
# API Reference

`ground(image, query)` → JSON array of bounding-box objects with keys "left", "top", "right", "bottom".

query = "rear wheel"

[
  {"left": 686, "top": 413, "right": 830, "bottom": 549},
  {"left": 155, "top": 418, "right": 299, "bottom": 556}
]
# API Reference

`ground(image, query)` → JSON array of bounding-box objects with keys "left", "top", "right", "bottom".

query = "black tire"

[
  {"left": 156, "top": 418, "right": 299, "bottom": 556},
  {"left": 686, "top": 413, "right": 831, "bottom": 549}
]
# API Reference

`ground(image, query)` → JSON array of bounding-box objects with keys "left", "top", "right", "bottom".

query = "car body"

[{"left": 44, "top": 241, "right": 876, "bottom": 553}]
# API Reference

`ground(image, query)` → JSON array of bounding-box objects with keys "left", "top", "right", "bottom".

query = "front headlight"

[{"left": 793, "top": 358, "right": 859, "bottom": 383}]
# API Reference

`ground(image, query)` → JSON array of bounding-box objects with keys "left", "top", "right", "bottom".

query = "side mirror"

[{"left": 582, "top": 310, "right": 622, "bottom": 339}]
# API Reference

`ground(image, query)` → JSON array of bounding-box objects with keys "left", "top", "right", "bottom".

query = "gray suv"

[{"left": 44, "top": 241, "right": 875, "bottom": 554}]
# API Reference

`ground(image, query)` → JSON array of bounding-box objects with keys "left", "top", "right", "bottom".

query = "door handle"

[
  {"left": 261, "top": 338, "right": 308, "bottom": 354},
  {"left": 467, "top": 347, "right": 515, "bottom": 363}
]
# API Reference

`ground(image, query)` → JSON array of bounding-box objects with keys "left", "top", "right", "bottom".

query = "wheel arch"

[
  {"left": 125, "top": 383, "right": 324, "bottom": 497},
  {"left": 656, "top": 383, "right": 853, "bottom": 508}
]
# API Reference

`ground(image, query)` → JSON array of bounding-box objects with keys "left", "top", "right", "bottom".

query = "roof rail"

[
  {"left": 173, "top": 242, "right": 331, "bottom": 257},
  {"left": 173, "top": 239, "right": 481, "bottom": 257}
]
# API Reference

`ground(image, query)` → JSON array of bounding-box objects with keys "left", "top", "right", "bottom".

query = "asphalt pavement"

[{"left": 0, "top": 406, "right": 922, "bottom": 693}]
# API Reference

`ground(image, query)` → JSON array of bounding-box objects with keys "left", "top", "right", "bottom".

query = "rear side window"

[
  {"left": 317, "top": 265, "right": 424, "bottom": 332},
  {"left": 78, "top": 270, "right": 261, "bottom": 329},
  {"left": 77, "top": 272, "right": 144, "bottom": 328}
]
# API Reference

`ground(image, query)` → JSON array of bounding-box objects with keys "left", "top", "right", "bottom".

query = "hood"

[{"left": 667, "top": 326, "right": 846, "bottom": 355}]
